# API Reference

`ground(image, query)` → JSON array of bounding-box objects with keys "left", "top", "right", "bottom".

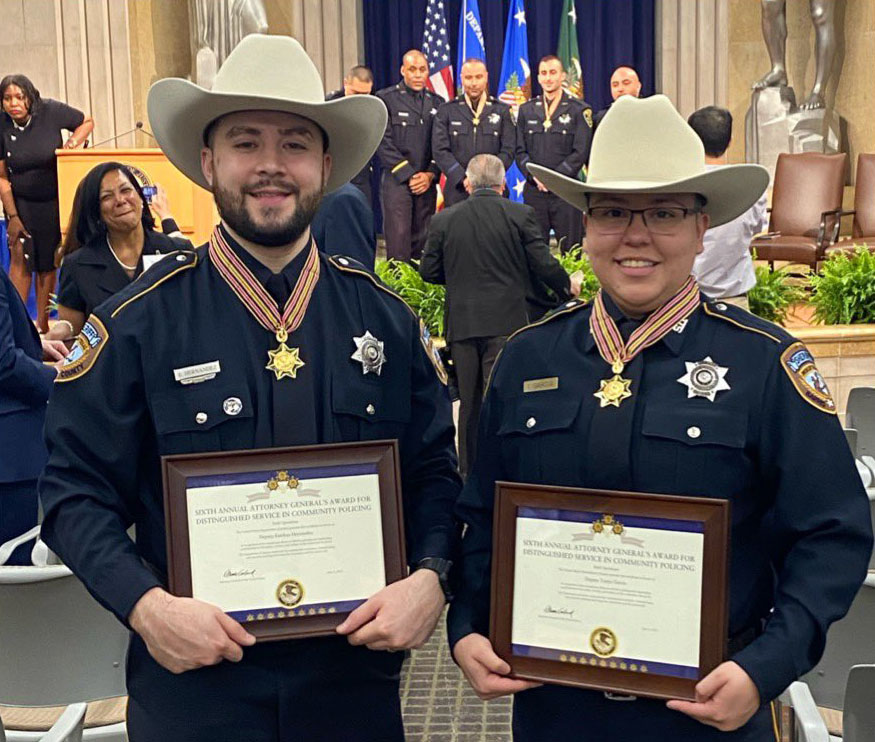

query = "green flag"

[{"left": 557, "top": 0, "right": 583, "bottom": 98}]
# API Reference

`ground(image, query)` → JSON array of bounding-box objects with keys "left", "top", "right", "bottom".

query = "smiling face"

[
  {"left": 1, "top": 84, "right": 29, "bottom": 123},
  {"left": 538, "top": 58, "right": 565, "bottom": 96},
  {"left": 461, "top": 60, "right": 488, "bottom": 100},
  {"left": 99, "top": 169, "right": 144, "bottom": 236},
  {"left": 583, "top": 192, "right": 708, "bottom": 317},
  {"left": 200, "top": 110, "right": 331, "bottom": 248}
]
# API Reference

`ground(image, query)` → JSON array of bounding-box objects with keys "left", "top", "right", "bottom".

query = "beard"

[{"left": 213, "top": 176, "right": 325, "bottom": 248}]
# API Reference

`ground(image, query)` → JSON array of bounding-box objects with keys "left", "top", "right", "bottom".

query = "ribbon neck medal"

[
  {"left": 542, "top": 92, "right": 562, "bottom": 130},
  {"left": 589, "top": 278, "right": 701, "bottom": 407},
  {"left": 465, "top": 93, "right": 486, "bottom": 126},
  {"left": 209, "top": 227, "right": 320, "bottom": 380}
]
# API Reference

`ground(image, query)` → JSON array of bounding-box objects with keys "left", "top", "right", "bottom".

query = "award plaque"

[
  {"left": 490, "top": 482, "right": 729, "bottom": 701},
  {"left": 162, "top": 440, "right": 406, "bottom": 641}
]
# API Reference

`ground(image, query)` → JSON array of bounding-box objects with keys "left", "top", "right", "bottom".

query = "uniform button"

[
  {"left": 366, "top": 404, "right": 375, "bottom": 415},
  {"left": 176, "top": 254, "right": 187, "bottom": 262},
  {"left": 565, "top": 301, "right": 576, "bottom": 308},
  {"left": 686, "top": 426, "right": 701, "bottom": 439},
  {"left": 526, "top": 417, "right": 536, "bottom": 429},
  {"left": 223, "top": 397, "right": 242, "bottom": 416},
  {"left": 715, "top": 303, "right": 727, "bottom": 311},
  {"left": 338, "top": 257, "right": 349, "bottom": 266},
  {"left": 196, "top": 412, "right": 208, "bottom": 424}
]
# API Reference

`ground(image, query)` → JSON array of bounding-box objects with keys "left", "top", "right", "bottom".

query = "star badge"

[
  {"left": 266, "top": 342, "right": 305, "bottom": 380},
  {"left": 594, "top": 374, "right": 633, "bottom": 408},
  {"left": 677, "top": 356, "right": 730, "bottom": 401},
  {"left": 351, "top": 331, "right": 387, "bottom": 376}
]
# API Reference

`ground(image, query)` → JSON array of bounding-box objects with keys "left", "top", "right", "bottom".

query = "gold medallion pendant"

[
  {"left": 543, "top": 119, "right": 552, "bottom": 130},
  {"left": 594, "top": 374, "right": 632, "bottom": 408},
  {"left": 266, "top": 329, "right": 305, "bottom": 380}
]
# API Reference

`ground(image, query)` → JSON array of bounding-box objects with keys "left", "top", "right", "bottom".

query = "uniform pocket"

[{"left": 331, "top": 374, "right": 411, "bottom": 442}]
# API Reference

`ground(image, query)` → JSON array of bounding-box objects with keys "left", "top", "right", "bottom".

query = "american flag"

[{"left": 422, "top": 0, "right": 454, "bottom": 102}]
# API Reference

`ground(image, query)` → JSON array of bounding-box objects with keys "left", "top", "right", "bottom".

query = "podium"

[{"left": 56, "top": 148, "right": 216, "bottom": 246}]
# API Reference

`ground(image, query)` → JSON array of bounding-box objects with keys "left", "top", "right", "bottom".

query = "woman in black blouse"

[
  {"left": 46, "top": 162, "right": 192, "bottom": 340},
  {"left": 0, "top": 74, "right": 93, "bottom": 332}
]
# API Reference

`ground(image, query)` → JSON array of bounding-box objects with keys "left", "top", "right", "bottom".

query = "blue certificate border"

[
  {"left": 511, "top": 643, "right": 699, "bottom": 680},
  {"left": 186, "top": 462, "right": 378, "bottom": 489},
  {"left": 228, "top": 599, "right": 365, "bottom": 623},
  {"left": 517, "top": 506, "right": 704, "bottom": 534}
]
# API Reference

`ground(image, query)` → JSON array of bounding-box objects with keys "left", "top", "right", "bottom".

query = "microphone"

[{"left": 88, "top": 121, "right": 154, "bottom": 148}]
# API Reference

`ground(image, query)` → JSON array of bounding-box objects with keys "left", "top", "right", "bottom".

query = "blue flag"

[
  {"left": 498, "top": 0, "right": 531, "bottom": 202},
  {"left": 456, "top": 0, "right": 486, "bottom": 94}
]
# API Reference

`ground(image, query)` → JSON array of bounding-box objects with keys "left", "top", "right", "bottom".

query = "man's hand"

[
  {"left": 41, "top": 337, "right": 68, "bottom": 363},
  {"left": 534, "top": 177, "right": 549, "bottom": 193},
  {"left": 453, "top": 633, "right": 541, "bottom": 700},
  {"left": 129, "top": 587, "right": 256, "bottom": 674},
  {"left": 409, "top": 171, "right": 435, "bottom": 195},
  {"left": 666, "top": 661, "right": 761, "bottom": 732},
  {"left": 335, "top": 569, "right": 445, "bottom": 650}
]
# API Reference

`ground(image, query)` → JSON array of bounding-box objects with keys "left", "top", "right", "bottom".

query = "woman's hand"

[
  {"left": 150, "top": 184, "right": 172, "bottom": 221},
  {"left": 6, "top": 215, "right": 31, "bottom": 249}
]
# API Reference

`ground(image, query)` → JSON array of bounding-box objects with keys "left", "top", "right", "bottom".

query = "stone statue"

[
  {"left": 753, "top": 0, "right": 837, "bottom": 110},
  {"left": 189, "top": 0, "right": 269, "bottom": 89}
]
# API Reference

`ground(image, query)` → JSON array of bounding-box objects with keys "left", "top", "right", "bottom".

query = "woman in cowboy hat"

[{"left": 448, "top": 94, "right": 872, "bottom": 740}]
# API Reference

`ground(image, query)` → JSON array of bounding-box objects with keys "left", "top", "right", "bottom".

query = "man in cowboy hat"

[
  {"left": 39, "top": 35, "right": 460, "bottom": 741},
  {"left": 448, "top": 94, "right": 872, "bottom": 740}
]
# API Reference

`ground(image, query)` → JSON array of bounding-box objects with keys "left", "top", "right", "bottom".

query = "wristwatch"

[{"left": 415, "top": 557, "right": 453, "bottom": 602}]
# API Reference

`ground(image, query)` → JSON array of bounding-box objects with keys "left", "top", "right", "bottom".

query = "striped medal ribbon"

[
  {"left": 209, "top": 227, "right": 320, "bottom": 380},
  {"left": 589, "top": 277, "right": 701, "bottom": 407}
]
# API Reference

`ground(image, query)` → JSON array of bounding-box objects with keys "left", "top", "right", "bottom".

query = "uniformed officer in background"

[
  {"left": 449, "top": 95, "right": 873, "bottom": 740},
  {"left": 432, "top": 58, "right": 515, "bottom": 207},
  {"left": 375, "top": 50, "right": 443, "bottom": 261},
  {"left": 326, "top": 64, "right": 376, "bottom": 204},
  {"left": 39, "top": 35, "right": 461, "bottom": 742},
  {"left": 515, "top": 55, "right": 593, "bottom": 253}
]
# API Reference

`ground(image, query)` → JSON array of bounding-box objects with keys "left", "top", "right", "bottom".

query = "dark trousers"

[
  {"left": 381, "top": 174, "right": 437, "bottom": 262},
  {"left": 513, "top": 685, "right": 774, "bottom": 741},
  {"left": 452, "top": 336, "right": 507, "bottom": 477},
  {"left": 523, "top": 182, "right": 583, "bottom": 253},
  {"left": 126, "top": 633, "right": 405, "bottom": 741},
  {"left": 0, "top": 479, "right": 39, "bottom": 565}
]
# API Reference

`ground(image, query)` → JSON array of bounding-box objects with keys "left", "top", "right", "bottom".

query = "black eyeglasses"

[{"left": 587, "top": 206, "right": 702, "bottom": 235}]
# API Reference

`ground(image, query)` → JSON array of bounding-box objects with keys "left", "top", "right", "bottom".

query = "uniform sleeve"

[
  {"left": 0, "top": 279, "right": 56, "bottom": 404},
  {"left": 375, "top": 91, "right": 416, "bottom": 184},
  {"left": 520, "top": 207, "right": 571, "bottom": 299},
  {"left": 554, "top": 105, "right": 591, "bottom": 178},
  {"left": 399, "top": 314, "right": 463, "bottom": 564},
  {"left": 56, "top": 260, "right": 86, "bottom": 313},
  {"left": 514, "top": 109, "right": 531, "bottom": 175},
  {"left": 419, "top": 214, "right": 446, "bottom": 285},
  {"left": 731, "top": 348, "right": 874, "bottom": 702},
  {"left": 432, "top": 107, "right": 464, "bottom": 188},
  {"left": 39, "top": 310, "right": 162, "bottom": 625},
  {"left": 498, "top": 106, "right": 516, "bottom": 171}
]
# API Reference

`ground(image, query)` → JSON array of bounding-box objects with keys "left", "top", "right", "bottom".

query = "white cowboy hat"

[
  {"left": 528, "top": 94, "right": 769, "bottom": 228},
  {"left": 147, "top": 34, "right": 387, "bottom": 194}
]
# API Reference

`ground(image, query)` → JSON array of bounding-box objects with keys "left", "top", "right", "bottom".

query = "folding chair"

[{"left": 789, "top": 664, "right": 875, "bottom": 741}]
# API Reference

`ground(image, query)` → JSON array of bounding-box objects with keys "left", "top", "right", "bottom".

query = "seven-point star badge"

[
  {"left": 351, "top": 331, "right": 387, "bottom": 375},
  {"left": 677, "top": 356, "right": 730, "bottom": 401}
]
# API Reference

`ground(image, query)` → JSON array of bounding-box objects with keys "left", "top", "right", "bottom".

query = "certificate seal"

[
  {"left": 590, "top": 627, "right": 617, "bottom": 657},
  {"left": 276, "top": 579, "right": 304, "bottom": 608}
]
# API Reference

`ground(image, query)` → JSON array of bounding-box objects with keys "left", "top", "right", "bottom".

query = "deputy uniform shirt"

[
  {"left": 39, "top": 228, "right": 461, "bottom": 625},
  {"left": 515, "top": 92, "right": 593, "bottom": 182},
  {"left": 375, "top": 82, "right": 443, "bottom": 184}
]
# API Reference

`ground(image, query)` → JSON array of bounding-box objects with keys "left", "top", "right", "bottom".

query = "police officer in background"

[
  {"left": 432, "top": 59, "right": 515, "bottom": 207},
  {"left": 326, "top": 64, "right": 376, "bottom": 204},
  {"left": 39, "top": 36, "right": 460, "bottom": 741},
  {"left": 515, "top": 55, "right": 593, "bottom": 253},
  {"left": 449, "top": 95, "right": 872, "bottom": 740},
  {"left": 376, "top": 50, "right": 443, "bottom": 261}
]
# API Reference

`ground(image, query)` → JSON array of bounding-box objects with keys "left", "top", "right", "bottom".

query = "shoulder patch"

[
  {"left": 56, "top": 315, "right": 109, "bottom": 383},
  {"left": 701, "top": 302, "right": 783, "bottom": 344},
  {"left": 506, "top": 299, "right": 589, "bottom": 344},
  {"left": 780, "top": 342, "right": 836, "bottom": 414},
  {"left": 584, "top": 108, "right": 593, "bottom": 128},
  {"left": 419, "top": 320, "right": 448, "bottom": 385},
  {"left": 107, "top": 250, "right": 198, "bottom": 318}
]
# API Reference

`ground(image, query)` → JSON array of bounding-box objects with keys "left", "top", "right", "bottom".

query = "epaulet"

[
  {"left": 327, "top": 255, "right": 407, "bottom": 307},
  {"left": 506, "top": 298, "right": 589, "bottom": 344},
  {"left": 104, "top": 249, "right": 199, "bottom": 319},
  {"left": 700, "top": 299, "right": 787, "bottom": 344}
]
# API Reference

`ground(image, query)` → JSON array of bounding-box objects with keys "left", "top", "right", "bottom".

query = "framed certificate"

[
  {"left": 490, "top": 482, "right": 729, "bottom": 701},
  {"left": 162, "top": 440, "right": 406, "bottom": 641}
]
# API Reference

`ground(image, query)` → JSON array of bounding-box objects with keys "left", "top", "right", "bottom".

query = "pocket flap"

[
  {"left": 331, "top": 375, "right": 410, "bottom": 423},
  {"left": 642, "top": 403, "right": 747, "bottom": 448},
  {"left": 151, "top": 384, "right": 253, "bottom": 434},
  {"left": 497, "top": 394, "right": 580, "bottom": 436}
]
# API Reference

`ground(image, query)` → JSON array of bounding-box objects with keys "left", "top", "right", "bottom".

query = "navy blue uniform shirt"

[
  {"left": 375, "top": 82, "right": 443, "bottom": 184},
  {"left": 515, "top": 92, "right": 593, "bottom": 181}
]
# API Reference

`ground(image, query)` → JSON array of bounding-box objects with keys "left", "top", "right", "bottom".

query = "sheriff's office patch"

[
  {"left": 419, "top": 320, "right": 448, "bottom": 385},
  {"left": 57, "top": 316, "right": 109, "bottom": 383},
  {"left": 780, "top": 342, "right": 836, "bottom": 414},
  {"left": 584, "top": 108, "right": 593, "bottom": 128}
]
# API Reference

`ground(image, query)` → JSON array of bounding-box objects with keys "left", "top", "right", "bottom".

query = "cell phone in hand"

[{"left": 142, "top": 185, "right": 158, "bottom": 203}]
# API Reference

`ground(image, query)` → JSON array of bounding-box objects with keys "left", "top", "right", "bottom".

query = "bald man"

[
  {"left": 593, "top": 65, "right": 642, "bottom": 129},
  {"left": 376, "top": 50, "right": 443, "bottom": 261}
]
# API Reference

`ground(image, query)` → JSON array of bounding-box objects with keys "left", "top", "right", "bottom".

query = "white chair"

[
  {"left": 0, "top": 531, "right": 128, "bottom": 741},
  {"left": 789, "top": 665, "right": 875, "bottom": 741},
  {"left": 2, "top": 703, "right": 87, "bottom": 742}
]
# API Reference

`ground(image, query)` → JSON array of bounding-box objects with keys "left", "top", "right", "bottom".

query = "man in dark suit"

[
  {"left": 0, "top": 265, "right": 65, "bottom": 563},
  {"left": 420, "top": 154, "right": 580, "bottom": 476}
]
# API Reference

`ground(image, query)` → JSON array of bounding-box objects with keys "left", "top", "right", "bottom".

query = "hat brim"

[
  {"left": 527, "top": 163, "right": 769, "bottom": 228},
  {"left": 147, "top": 78, "right": 388, "bottom": 194}
]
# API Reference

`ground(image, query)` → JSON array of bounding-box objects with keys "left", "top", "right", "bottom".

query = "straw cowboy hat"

[
  {"left": 528, "top": 94, "right": 769, "bottom": 228},
  {"left": 146, "top": 34, "right": 387, "bottom": 194}
]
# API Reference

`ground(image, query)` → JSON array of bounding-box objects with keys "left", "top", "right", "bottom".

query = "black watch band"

[{"left": 415, "top": 557, "right": 453, "bottom": 602}]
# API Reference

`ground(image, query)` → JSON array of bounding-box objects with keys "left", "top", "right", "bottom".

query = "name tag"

[
  {"left": 451, "top": 121, "right": 462, "bottom": 126},
  {"left": 398, "top": 111, "right": 409, "bottom": 117},
  {"left": 174, "top": 360, "right": 221, "bottom": 385},
  {"left": 523, "top": 377, "right": 559, "bottom": 393}
]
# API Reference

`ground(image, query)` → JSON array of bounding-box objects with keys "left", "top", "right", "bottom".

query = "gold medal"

[
  {"left": 594, "top": 374, "right": 633, "bottom": 408},
  {"left": 266, "top": 328, "right": 305, "bottom": 380},
  {"left": 543, "top": 119, "right": 552, "bottom": 130}
]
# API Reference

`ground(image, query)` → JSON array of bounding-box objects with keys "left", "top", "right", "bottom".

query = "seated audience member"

[
  {"left": 0, "top": 264, "right": 66, "bottom": 564},
  {"left": 46, "top": 162, "right": 192, "bottom": 339},
  {"left": 311, "top": 181, "right": 377, "bottom": 269},
  {"left": 593, "top": 65, "right": 642, "bottom": 129},
  {"left": 688, "top": 106, "right": 767, "bottom": 309}
]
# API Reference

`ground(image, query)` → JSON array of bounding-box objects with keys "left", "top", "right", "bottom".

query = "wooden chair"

[
  {"left": 1, "top": 704, "right": 86, "bottom": 742},
  {"left": 750, "top": 152, "right": 848, "bottom": 271},
  {"left": 823, "top": 154, "right": 875, "bottom": 257}
]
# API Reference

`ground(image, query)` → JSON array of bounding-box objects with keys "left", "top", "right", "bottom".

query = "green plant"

[
  {"left": 375, "top": 259, "right": 446, "bottom": 337},
  {"left": 747, "top": 263, "right": 806, "bottom": 324},
  {"left": 555, "top": 245, "right": 600, "bottom": 302},
  {"left": 810, "top": 246, "right": 875, "bottom": 324}
]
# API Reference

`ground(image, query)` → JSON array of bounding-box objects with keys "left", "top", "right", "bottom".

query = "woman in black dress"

[
  {"left": 46, "top": 162, "right": 192, "bottom": 340},
  {"left": 0, "top": 74, "right": 93, "bottom": 332}
]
